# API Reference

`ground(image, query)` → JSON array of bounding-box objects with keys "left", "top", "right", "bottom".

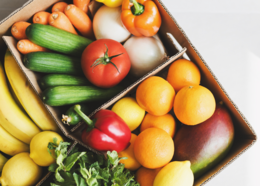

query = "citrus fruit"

[
  {"left": 140, "top": 113, "right": 176, "bottom": 138},
  {"left": 30, "top": 131, "right": 63, "bottom": 167},
  {"left": 173, "top": 85, "right": 216, "bottom": 125},
  {"left": 167, "top": 59, "right": 201, "bottom": 92},
  {"left": 135, "top": 167, "right": 162, "bottom": 186},
  {"left": 153, "top": 161, "right": 194, "bottom": 186},
  {"left": 112, "top": 97, "right": 145, "bottom": 131},
  {"left": 134, "top": 127, "right": 174, "bottom": 169},
  {"left": 118, "top": 133, "right": 141, "bottom": 171},
  {"left": 0, "top": 152, "right": 42, "bottom": 186},
  {"left": 136, "top": 76, "right": 175, "bottom": 116}
]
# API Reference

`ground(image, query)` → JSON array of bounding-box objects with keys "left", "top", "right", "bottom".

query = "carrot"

[
  {"left": 73, "top": 0, "right": 90, "bottom": 14},
  {"left": 17, "top": 39, "right": 49, "bottom": 54},
  {"left": 49, "top": 12, "right": 78, "bottom": 35},
  {"left": 64, "top": 4, "right": 94, "bottom": 39},
  {"left": 11, "top": 22, "right": 31, "bottom": 40},
  {"left": 52, "top": 2, "right": 68, "bottom": 12},
  {"left": 33, "top": 11, "right": 51, "bottom": 25}
]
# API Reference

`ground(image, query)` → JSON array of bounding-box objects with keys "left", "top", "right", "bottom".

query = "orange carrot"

[
  {"left": 17, "top": 39, "right": 49, "bottom": 54},
  {"left": 49, "top": 12, "right": 78, "bottom": 35},
  {"left": 11, "top": 22, "right": 31, "bottom": 40},
  {"left": 33, "top": 11, "right": 51, "bottom": 25},
  {"left": 64, "top": 4, "right": 94, "bottom": 39},
  {"left": 73, "top": 0, "right": 90, "bottom": 14},
  {"left": 52, "top": 2, "right": 68, "bottom": 12}
]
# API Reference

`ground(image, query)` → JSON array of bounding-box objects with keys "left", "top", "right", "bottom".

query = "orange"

[
  {"left": 135, "top": 166, "right": 162, "bottom": 186},
  {"left": 136, "top": 76, "right": 175, "bottom": 116},
  {"left": 118, "top": 133, "right": 141, "bottom": 171},
  {"left": 134, "top": 128, "right": 174, "bottom": 169},
  {"left": 167, "top": 59, "right": 201, "bottom": 92},
  {"left": 174, "top": 85, "right": 216, "bottom": 125},
  {"left": 140, "top": 113, "right": 176, "bottom": 138}
]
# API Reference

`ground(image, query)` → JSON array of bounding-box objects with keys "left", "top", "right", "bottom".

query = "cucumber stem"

[{"left": 74, "top": 105, "right": 95, "bottom": 130}]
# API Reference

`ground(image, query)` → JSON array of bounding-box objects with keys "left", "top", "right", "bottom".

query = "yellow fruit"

[
  {"left": 0, "top": 152, "right": 8, "bottom": 172},
  {"left": 112, "top": 97, "right": 145, "bottom": 131},
  {"left": 153, "top": 161, "right": 194, "bottom": 186},
  {"left": 0, "top": 152, "right": 42, "bottom": 186},
  {"left": 0, "top": 124, "right": 29, "bottom": 156},
  {"left": 30, "top": 131, "right": 63, "bottom": 167},
  {"left": 0, "top": 59, "right": 41, "bottom": 144},
  {"left": 4, "top": 50, "right": 60, "bottom": 132},
  {"left": 118, "top": 133, "right": 141, "bottom": 171}
]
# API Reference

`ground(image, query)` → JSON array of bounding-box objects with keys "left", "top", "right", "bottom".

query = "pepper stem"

[
  {"left": 130, "top": 0, "right": 144, "bottom": 16},
  {"left": 74, "top": 105, "right": 95, "bottom": 131}
]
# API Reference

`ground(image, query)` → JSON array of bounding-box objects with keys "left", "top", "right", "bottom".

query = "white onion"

[
  {"left": 93, "top": 5, "right": 131, "bottom": 43},
  {"left": 123, "top": 35, "right": 167, "bottom": 77}
]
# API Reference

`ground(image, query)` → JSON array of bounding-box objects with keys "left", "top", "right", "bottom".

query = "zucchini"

[
  {"left": 26, "top": 24, "right": 92, "bottom": 56},
  {"left": 39, "top": 74, "right": 90, "bottom": 90},
  {"left": 62, "top": 104, "right": 89, "bottom": 126},
  {"left": 42, "top": 86, "right": 123, "bottom": 106},
  {"left": 23, "top": 52, "right": 83, "bottom": 75}
]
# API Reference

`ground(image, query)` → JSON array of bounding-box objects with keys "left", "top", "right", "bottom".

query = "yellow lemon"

[
  {"left": 112, "top": 97, "right": 145, "bottom": 131},
  {"left": 30, "top": 131, "right": 63, "bottom": 167},
  {"left": 153, "top": 161, "right": 194, "bottom": 186},
  {"left": 118, "top": 133, "right": 141, "bottom": 171},
  {"left": 0, "top": 152, "right": 42, "bottom": 186}
]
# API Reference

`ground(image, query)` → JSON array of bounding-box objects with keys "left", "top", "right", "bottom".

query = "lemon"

[
  {"left": 30, "top": 131, "right": 63, "bottom": 167},
  {"left": 153, "top": 161, "right": 194, "bottom": 186},
  {"left": 112, "top": 97, "right": 145, "bottom": 131},
  {"left": 118, "top": 133, "right": 141, "bottom": 171},
  {"left": 0, "top": 152, "right": 42, "bottom": 186}
]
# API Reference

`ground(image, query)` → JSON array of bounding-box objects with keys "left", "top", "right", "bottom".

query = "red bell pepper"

[{"left": 74, "top": 105, "right": 131, "bottom": 152}]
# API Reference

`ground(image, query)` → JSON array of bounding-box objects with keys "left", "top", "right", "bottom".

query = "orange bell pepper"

[{"left": 121, "top": 0, "right": 161, "bottom": 37}]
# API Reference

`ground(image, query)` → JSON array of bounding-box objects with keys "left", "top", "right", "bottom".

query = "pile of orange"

[{"left": 115, "top": 58, "right": 217, "bottom": 185}]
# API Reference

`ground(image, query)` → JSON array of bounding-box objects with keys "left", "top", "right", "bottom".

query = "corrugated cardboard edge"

[
  {"left": 156, "top": 0, "right": 257, "bottom": 139},
  {"left": 156, "top": 0, "right": 257, "bottom": 185}
]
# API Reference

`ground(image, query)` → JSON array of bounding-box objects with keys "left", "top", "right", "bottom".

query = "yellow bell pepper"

[{"left": 95, "top": 0, "right": 124, "bottom": 8}]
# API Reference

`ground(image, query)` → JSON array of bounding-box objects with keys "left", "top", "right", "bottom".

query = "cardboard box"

[{"left": 0, "top": 0, "right": 257, "bottom": 185}]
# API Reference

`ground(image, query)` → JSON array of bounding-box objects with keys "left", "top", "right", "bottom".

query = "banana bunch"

[{"left": 0, "top": 50, "right": 60, "bottom": 156}]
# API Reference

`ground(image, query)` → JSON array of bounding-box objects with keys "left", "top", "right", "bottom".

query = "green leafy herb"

[{"left": 48, "top": 138, "right": 140, "bottom": 186}]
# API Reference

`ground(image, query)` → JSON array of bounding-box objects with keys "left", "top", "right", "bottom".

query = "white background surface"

[{"left": 1, "top": 0, "right": 259, "bottom": 185}]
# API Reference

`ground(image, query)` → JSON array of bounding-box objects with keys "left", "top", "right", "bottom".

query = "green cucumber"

[
  {"left": 39, "top": 74, "right": 90, "bottom": 90},
  {"left": 26, "top": 24, "right": 92, "bottom": 56},
  {"left": 62, "top": 104, "right": 89, "bottom": 126},
  {"left": 23, "top": 52, "right": 83, "bottom": 75},
  {"left": 42, "top": 86, "right": 123, "bottom": 106}
]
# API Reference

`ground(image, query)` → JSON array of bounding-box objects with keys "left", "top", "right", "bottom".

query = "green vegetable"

[
  {"left": 42, "top": 85, "right": 123, "bottom": 106},
  {"left": 62, "top": 104, "right": 89, "bottom": 126},
  {"left": 48, "top": 139, "right": 140, "bottom": 186},
  {"left": 26, "top": 24, "right": 92, "bottom": 56},
  {"left": 23, "top": 52, "right": 83, "bottom": 75},
  {"left": 39, "top": 74, "right": 90, "bottom": 90}
]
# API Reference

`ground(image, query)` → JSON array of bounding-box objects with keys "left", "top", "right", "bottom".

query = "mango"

[{"left": 173, "top": 102, "right": 234, "bottom": 178}]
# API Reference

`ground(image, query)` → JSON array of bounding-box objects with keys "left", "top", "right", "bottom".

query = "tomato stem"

[
  {"left": 91, "top": 44, "right": 122, "bottom": 74},
  {"left": 130, "top": 0, "right": 144, "bottom": 16}
]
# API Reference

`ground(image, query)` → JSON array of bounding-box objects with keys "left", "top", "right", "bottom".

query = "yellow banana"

[
  {"left": 0, "top": 152, "right": 8, "bottom": 172},
  {"left": 0, "top": 124, "right": 29, "bottom": 156},
  {"left": 4, "top": 50, "right": 60, "bottom": 132},
  {"left": 0, "top": 58, "right": 41, "bottom": 144}
]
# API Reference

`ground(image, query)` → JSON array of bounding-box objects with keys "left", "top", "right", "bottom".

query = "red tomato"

[{"left": 81, "top": 39, "right": 131, "bottom": 88}]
